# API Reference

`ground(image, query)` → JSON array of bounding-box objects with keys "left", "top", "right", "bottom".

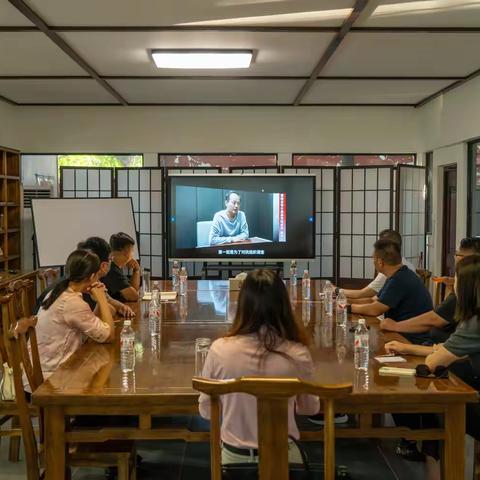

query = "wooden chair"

[
  {"left": 416, "top": 268, "right": 431, "bottom": 290},
  {"left": 37, "top": 268, "right": 59, "bottom": 293},
  {"left": 193, "top": 376, "right": 352, "bottom": 480},
  {"left": 432, "top": 276, "right": 455, "bottom": 307},
  {"left": 8, "top": 279, "right": 34, "bottom": 318},
  {"left": 7, "top": 314, "right": 137, "bottom": 480}
]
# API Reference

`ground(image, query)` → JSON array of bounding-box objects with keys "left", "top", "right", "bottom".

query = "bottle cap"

[
  {"left": 358, "top": 319, "right": 366, "bottom": 325},
  {"left": 339, "top": 288, "right": 344, "bottom": 293},
  {"left": 304, "top": 269, "right": 308, "bottom": 274},
  {"left": 124, "top": 320, "right": 131, "bottom": 326}
]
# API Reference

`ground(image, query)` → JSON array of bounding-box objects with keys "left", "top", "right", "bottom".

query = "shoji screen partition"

[
  {"left": 165, "top": 167, "right": 222, "bottom": 278},
  {"left": 396, "top": 165, "right": 426, "bottom": 268},
  {"left": 282, "top": 167, "right": 335, "bottom": 279},
  {"left": 229, "top": 167, "right": 279, "bottom": 174},
  {"left": 116, "top": 168, "right": 163, "bottom": 277},
  {"left": 338, "top": 166, "right": 394, "bottom": 283},
  {"left": 60, "top": 167, "right": 114, "bottom": 198}
]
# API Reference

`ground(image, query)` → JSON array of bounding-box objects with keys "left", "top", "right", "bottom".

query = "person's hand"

[
  {"left": 384, "top": 341, "right": 410, "bottom": 355},
  {"left": 379, "top": 317, "right": 398, "bottom": 332},
  {"left": 117, "top": 303, "right": 135, "bottom": 318},
  {"left": 90, "top": 282, "right": 107, "bottom": 302},
  {"left": 126, "top": 258, "right": 140, "bottom": 271}
]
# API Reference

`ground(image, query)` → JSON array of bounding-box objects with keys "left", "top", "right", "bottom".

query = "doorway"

[{"left": 442, "top": 165, "right": 457, "bottom": 276}]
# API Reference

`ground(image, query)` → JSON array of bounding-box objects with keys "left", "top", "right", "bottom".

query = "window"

[
  {"left": 425, "top": 151, "right": 433, "bottom": 234},
  {"left": 58, "top": 154, "right": 143, "bottom": 172},
  {"left": 468, "top": 140, "right": 480, "bottom": 236},
  {"left": 293, "top": 154, "right": 415, "bottom": 167},
  {"left": 159, "top": 154, "right": 277, "bottom": 172}
]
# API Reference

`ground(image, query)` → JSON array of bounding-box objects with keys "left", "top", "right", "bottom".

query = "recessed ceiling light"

[
  {"left": 374, "top": 0, "right": 479, "bottom": 16},
  {"left": 150, "top": 50, "right": 253, "bottom": 69}
]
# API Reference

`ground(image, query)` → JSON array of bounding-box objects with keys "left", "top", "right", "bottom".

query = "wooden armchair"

[
  {"left": 8, "top": 279, "right": 34, "bottom": 318},
  {"left": 37, "top": 268, "right": 59, "bottom": 293},
  {"left": 432, "top": 276, "right": 455, "bottom": 307},
  {"left": 7, "top": 314, "right": 137, "bottom": 480},
  {"left": 193, "top": 376, "right": 352, "bottom": 480}
]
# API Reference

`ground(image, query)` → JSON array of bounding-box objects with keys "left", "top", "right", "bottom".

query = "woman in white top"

[
  {"left": 199, "top": 269, "right": 320, "bottom": 465},
  {"left": 35, "top": 249, "right": 114, "bottom": 382}
]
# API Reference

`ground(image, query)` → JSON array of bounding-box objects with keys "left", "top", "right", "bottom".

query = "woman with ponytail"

[{"left": 35, "top": 249, "right": 114, "bottom": 381}]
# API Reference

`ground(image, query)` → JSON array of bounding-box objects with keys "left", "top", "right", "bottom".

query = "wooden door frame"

[{"left": 441, "top": 165, "right": 457, "bottom": 276}]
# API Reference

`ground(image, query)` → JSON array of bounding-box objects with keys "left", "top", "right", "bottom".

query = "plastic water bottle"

[
  {"left": 336, "top": 289, "right": 348, "bottom": 326},
  {"left": 302, "top": 270, "right": 310, "bottom": 300},
  {"left": 179, "top": 267, "right": 188, "bottom": 296},
  {"left": 172, "top": 261, "right": 180, "bottom": 288},
  {"left": 120, "top": 320, "right": 135, "bottom": 373},
  {"left": 354, "top": 319, "right": 369, "bottom": 371},
  {"left": 149, "top": 290, "right": 161, "bottom": 335},
  {"left": 289, "top": 260, "right": 297, "bottom": 286},
  {"left": 324, "top": 280, "right": 334, "bottom": 317}
]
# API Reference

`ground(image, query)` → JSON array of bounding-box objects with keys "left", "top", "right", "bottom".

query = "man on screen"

[{"left": 208, "top": 191, "right": 249, "bottom": 245}]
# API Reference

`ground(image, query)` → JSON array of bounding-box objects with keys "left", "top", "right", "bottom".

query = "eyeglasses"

[{"left": 415, "top": 364, "right": 448, "bottom": 379}]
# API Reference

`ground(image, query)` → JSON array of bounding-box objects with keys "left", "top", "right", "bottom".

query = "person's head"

[
  {"left": 455, "top": 237, "right": 480, "bottom": 264},
  {"left": 378, "top": 229, "right": 402, "bottom": 249},
  {"left": 225, "top": 191, "right": 241, "bottom": 216},
  {"left": 228, "top": 269, "right": 308, "bottom": 353},
  {"left": 373, "top": 238, "right": 402, "bottom": 274},
  {"left": 109, "top": 232, "right": 135, "bottom": 266},
  {"left": 42, "top": 249, "right": 101, "bottom": 310},
  {"left": 77, "top": 236, "right": 111, "bottom": 278},
  {"left": 455, "top": 255, "right": 480, "bottom": 322}
]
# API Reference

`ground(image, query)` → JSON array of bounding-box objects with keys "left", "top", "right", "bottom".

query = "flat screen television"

[{"left": 168, "top": 174, "right": 315, "bottom": 260}]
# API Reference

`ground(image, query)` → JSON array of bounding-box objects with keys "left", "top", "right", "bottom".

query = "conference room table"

[{"left": 32, "top": 280, "right": 478, "bottom": 480}]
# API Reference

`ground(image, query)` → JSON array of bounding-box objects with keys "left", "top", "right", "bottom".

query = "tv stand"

[{"left": 202, "top": 261, "right": 284, "bottom": 280}]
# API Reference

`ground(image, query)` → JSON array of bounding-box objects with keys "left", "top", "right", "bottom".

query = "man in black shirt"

[
  {"left": 379, "top": 237, "right": 480, "bottom": 343},
  {"left": 102, "top": 232, "right": 140, "bottom": 302}
]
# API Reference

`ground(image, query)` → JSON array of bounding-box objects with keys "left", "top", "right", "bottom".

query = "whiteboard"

[{"left": 32, "top": 198, "right": 139, "bottom": 267}]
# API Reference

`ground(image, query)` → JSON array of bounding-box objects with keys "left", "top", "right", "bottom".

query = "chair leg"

[
  {"left": 9, "top": 416, "right": 21, "bottom": 462},
  {"left": 117, "top": 456, "right": 129, "bottom": 480}
]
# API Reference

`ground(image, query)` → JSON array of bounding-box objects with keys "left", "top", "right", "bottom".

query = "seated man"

[
  {"left": 342, "top": 229, "right": 415, "bottom": 302},
  {"left": 208, "top": 191, "right": 249, "bottom": 246},
  {"left": 102, "top": 232, "right": 140, "bottom": 302},
  {"left": 380, "top": 237, "right": 480, "bottom": 343},
  {"left": 33, "top": 236, "right": 134, "bottom": 318},
  {"left": 351, "top": 239, "right": 433, "bottom": 345}
]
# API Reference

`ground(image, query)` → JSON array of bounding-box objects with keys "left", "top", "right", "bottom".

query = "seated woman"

[
  {"left": 198, "top": 269, "right": 319, "bottom": 465},
  {"left": 34, "top": 249, "right": 115, "bottom": 383}
]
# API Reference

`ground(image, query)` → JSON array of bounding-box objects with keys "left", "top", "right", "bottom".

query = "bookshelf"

[{"left": 0, "top": 146, "right": 21, "bottom": 271}]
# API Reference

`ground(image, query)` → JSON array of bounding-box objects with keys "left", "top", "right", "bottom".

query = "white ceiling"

[{"left": 0, "top": 0, "right": 479, "bottom": 106}]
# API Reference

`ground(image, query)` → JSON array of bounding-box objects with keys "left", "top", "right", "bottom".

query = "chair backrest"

[
  {"left": 37, "top": 268, "right": 59, "bottom": 292},
  {"left": 193, "top": 376, "right": 352, "bottom": 480},
  {"left": 8, "top": 279, "right": 34, "bottom": 319},
  {"left": 7, "top": 315, "right": 44, "bottom": 480},
  {"left": 197, "top": 221, "right": 213, "bottom": 247},
  {"left": 432, "top": 276, "right": 455, "bottom": 307},
  {"left": 416, "top": 269, "right": 431, "bottom": 290},
  {"left": 0, "top": 294, "right": 16, "bottom": 367}
]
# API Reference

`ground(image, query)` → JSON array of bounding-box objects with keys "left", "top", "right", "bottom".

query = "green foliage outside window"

[{"left": 58, "top": 154, "right": 143, "bottom": 172}]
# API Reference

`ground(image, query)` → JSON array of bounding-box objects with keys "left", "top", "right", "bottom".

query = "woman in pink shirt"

[
  {"left": 35, "top": 249, "right": 115, "bottom": 382},
  {"left": 199, "top": 269, "right": 320, "bottom": 465}
]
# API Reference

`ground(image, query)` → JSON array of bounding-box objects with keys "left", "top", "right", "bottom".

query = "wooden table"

[{"left": 32, "top": 280, "right": 478, "bottom": 480}]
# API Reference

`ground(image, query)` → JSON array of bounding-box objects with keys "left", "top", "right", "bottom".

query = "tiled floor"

[{"left": 0, "top": 417, "right": 428, "bottom": 480}]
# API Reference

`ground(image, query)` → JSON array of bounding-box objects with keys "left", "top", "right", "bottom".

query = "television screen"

[{"left": 168, "top": 175, "right": 315, "bottom": 260}]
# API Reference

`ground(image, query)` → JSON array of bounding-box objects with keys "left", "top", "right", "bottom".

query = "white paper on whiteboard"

[{"left": 32, "top": 198, "right": 138, "bottom": 267}]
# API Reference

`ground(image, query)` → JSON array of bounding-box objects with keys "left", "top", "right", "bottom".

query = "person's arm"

[
  {"left": 343, "top": 287, "right": 377, "bottom": 300},
  {"left": 233, "top": 212, "right": 249, "bottom": 242},
  {"left": 351, "top": 300, "right": 389, "bottom": 317},
  {"left": 126, "top": 258, "right": 141, "bottom": 292},
  {"left": 198, "top": 346, "right": 217, "bottom": 420},
  {"left": 89, "top": 284, "right": 115, "bottom": 341},
  {"left": 119, "top": 286, "right": 139, "bottom": 302},
  {"left": 105, "top": 292, "right": 135, "bottom": 318},
  {"left": 349, "top": 297, "right": 375, "bottom": 305},
  {"left": 384, "top": 340, "right": 434, "bottom": 356},
  {"left": 295, "top": 347, "right": 321, "bottom": 416},
  {"left": 208, "top": 215, "right": 230, "bottom": 246},
  {"left": 380, "top": 311, "right": 448, "bottom": 333},
  {"left": 425, "top": 345, "right": 462, "bottom": 371}
]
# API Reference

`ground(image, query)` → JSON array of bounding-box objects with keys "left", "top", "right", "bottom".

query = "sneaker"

[
  {"left": 395, "top": 439, "right": 426, "bottom": 462},
  {"left": 307, "top": 413, "right": 349, "bottom": 425}
]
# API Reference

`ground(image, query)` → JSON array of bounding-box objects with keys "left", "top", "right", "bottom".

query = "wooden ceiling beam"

[
  {"left": 293, "top": 0, "right": 370, "bottom": 106},
  {"left": 7, "top": 0, "right": 128, "bottom": 105}
]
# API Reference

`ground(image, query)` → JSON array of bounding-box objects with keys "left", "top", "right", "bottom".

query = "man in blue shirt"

[
  {"left": 208, "top": 191, "right": 249, "bottom": 245},
  {"left": 351, "top": 238, "right": 433, "bottom": 345}
]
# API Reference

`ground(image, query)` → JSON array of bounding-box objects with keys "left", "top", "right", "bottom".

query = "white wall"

[
  {"left": 12, "top": 106, "right": 419, "bottom": 154},
  {"left": 0, "top": 102, "right": 21, "bottom": 149}
]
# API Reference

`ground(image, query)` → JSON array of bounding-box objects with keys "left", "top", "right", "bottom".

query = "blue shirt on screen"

[
  {"left": 378, "top": 265, "right": 433, "bottom": 345},
  {"left": 208, "top": 210, "right": 249, "bottom": 245}
]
